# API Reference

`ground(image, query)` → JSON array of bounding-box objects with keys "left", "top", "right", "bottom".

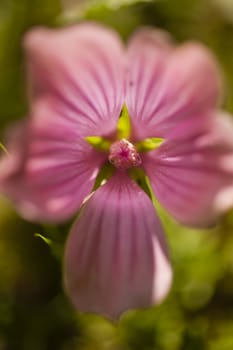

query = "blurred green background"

[{"left": 1, "top": 0, "right": 233, "bottom": 349}]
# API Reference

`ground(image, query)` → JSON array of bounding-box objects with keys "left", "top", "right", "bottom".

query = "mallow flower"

[{"left": 1, "top": 23, "right": 233, "bottom": 319}]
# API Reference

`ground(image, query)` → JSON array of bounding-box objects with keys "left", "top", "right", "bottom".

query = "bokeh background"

[{"left": 1, "top": 0, "right": 233, "bottom": 349}]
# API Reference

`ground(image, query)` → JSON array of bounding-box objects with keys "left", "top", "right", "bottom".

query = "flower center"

[{"left": 108, "top": 139, "right": 142, "bottom": 170}]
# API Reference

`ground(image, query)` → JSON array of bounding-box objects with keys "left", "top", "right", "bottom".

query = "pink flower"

[{"left": 1, "top": 23, "right": 233, "bottom": 319}]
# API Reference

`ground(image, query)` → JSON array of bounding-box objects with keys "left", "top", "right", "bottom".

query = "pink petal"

[
  {"left": 126, "top": 29, "right": 222, "bottom": 140},
  {"left": 0, "top": 99, "right": 106, "bottom": 222},
  {"left": 24, "top": 23, "right": 125, "bottom": 137},
  {"left": 64, "top": 173, "right": 172, "bottom": 319},
  {"left": 125, "top": 28, "right": 173, "bottom": 141},
  {"left": 143, "top": 114, "right": 233, "bottom": 227}
]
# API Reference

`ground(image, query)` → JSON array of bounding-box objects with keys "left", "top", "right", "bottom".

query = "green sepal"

[
  {"left": 85, "top": 136, "right": 111, "bottom": 151},
  {"left": 117, "top": 103, "right": 131, "bottom": 139},
  {"left": 92, "top": 162, "right": 115, "bottom": 191},
  {"left": 128, "top": 167, "right": 153, "bottom": 199},
  {"left": 135, "top": 137, "right": 164, "bottom": 152}
]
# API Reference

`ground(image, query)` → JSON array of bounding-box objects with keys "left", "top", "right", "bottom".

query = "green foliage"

[{"left": 0, "top": 0, "right": 61, "bottom": 128}]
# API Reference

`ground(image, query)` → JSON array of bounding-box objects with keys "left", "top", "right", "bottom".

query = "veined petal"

[
  {"left": 64, "top": 173, "right": 172, "bottom": 319},
  {"left": 125, "top": 27, "right": 173, "bottom": 141},
  {"left": 24, "top": 23, "right": 125, "bottom": 137},
  {"left": 126, "top": 30, "right": 222, "bottom": 140},
  {"left": 0, "top": 101, "right": 106, "bottom": 222},
  {"left": 143, "top": 114, "right": 233, "bottom": 227}
]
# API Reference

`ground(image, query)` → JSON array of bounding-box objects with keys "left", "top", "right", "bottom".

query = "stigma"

[{"left": 108, "top": 139, "right": 142, "bottom": 170}]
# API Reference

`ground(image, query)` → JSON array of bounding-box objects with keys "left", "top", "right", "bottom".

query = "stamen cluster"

[{"left": 108, "top": 139, "right": 142, "bottom": 170}]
